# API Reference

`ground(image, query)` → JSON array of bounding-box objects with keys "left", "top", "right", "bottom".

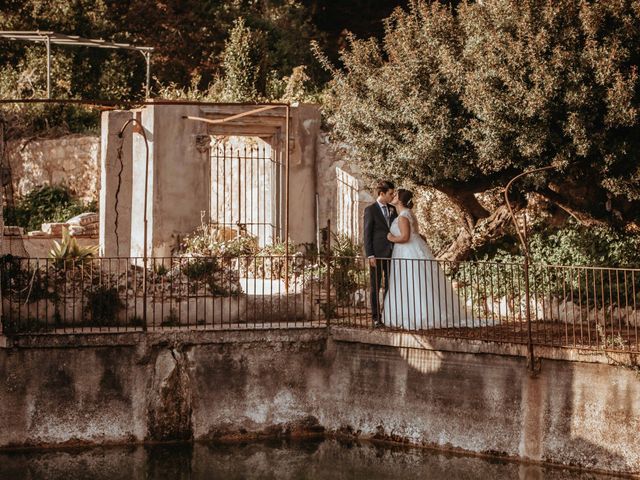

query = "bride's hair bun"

[{"left": 397, "top": 188, "right": 414, "bottom": 209}]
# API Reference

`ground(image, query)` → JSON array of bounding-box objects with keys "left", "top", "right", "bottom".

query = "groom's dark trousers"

[{"left": 363, "top": 202, "right": 397, "bottom": 323}]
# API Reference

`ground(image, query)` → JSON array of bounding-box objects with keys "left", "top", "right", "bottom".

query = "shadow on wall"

[{"left": 329, "top": 335, "right": 636, "bottom": 474}]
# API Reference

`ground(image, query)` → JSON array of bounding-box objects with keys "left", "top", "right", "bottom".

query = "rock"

[
  {"left": 41, "top": 222, "right": 69, "bottom": 235},
  {"left": 67, "top": 225, "right": 86, "bottom": 236},
  {"left": 27, "top": 230, "right": 49, "bottom": 237},
  {"left": 2, "top": 226, "right": 24, "bottom": 236},
  {"left": 146, "top": 349, "right": 193, "bottom": 442},
  {"left": 66, "top": 212, "right": 99, "bottom": 226}
]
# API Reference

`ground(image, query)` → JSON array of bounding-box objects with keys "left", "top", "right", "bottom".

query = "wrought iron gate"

[{"left": 209, "top": 137, "right": 285, "bottom": 247}]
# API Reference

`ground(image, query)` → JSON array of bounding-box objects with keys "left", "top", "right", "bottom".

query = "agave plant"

[{"left": 49, "top": 228, "right": 99, "bottom": 268}]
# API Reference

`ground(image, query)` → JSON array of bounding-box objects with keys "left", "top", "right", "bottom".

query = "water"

[{"left": 0, "top": 439, "right": 615, "bottom": 480}]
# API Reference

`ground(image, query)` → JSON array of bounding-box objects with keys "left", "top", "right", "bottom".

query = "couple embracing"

[{"left": 363, "top": 180, "right": 471, "bottom": 330}]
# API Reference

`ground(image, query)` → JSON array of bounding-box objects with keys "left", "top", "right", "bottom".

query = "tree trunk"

[{"left": 438, "top": 203, "right": 518, "bottom": 262}]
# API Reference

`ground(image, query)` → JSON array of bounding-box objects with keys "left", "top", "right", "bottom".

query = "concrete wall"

[
  {"left": 1, "top": 329, "right": 638, "bottom": 475},
  {"left": 100, "top": 104, "right": 337, "bottom": 255},
  {"left": 315, "top": 133, "right": 374, "bottom": 244},
  {"left": 100, "top": 111, "right": 133, "bottom": 257},
  {"left": 3, "top": 235, "right": 97, "bottom": 258},
  {"left": 6, "top": 135, "right": 100, "bottom": 203},
  {"left": 107, "top": 104, "right": 211, "bottom": 258},
  {"left": 287, "top": 105, "right": 321, "bottom": 245}
]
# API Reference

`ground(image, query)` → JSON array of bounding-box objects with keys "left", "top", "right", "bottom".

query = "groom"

[{"left": 363, "top": 180, "right": 397, "bottom": 327}]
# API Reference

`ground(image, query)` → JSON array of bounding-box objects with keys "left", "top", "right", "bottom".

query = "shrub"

[
  {"left": 85, "top": 285, "right": 123, "bottom": 326},
  {"left": 464, "top": 220, "right": 640, "bottom": 308},
  {"left": 180, "top": 257, "right": 241, "bottom": 296},
  {"left": 329, "top": 234, "right": 365, "bottom": 305},
  {"left": 49, "top": 228, "right": 99, "bottom": 269},
  {"left": 181, "top": 222, "right": 259, "bottom": 257},
  {"left": 4, "top": 185, "right": 96, "bottom": 232},
  {"left": 0, "top": 254, "right": 58, "bottom": 302}
]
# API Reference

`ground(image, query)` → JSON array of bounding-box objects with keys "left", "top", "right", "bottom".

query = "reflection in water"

[{"left": 0, "top": 439, "right": 617, "bottom": 480}]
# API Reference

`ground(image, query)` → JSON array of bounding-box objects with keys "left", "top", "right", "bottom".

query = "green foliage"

[
  {"left": 474, "top": 221, "right": 640, "bottom": 268},
  {"left": 85, "top": 285, "right": 122, "bottom": 326},
  {"left": 528, "top": 224, "right": 640, "bottom": 268},
  {"left": 179, "top": 255, "right": 241, "bottom": 297},
  {"left": 5, "top": 185, "right": 96, "bottom": 232},
  {"left": 461, "top": 221, "right": 640, "bottom": 309},
  {"left": 48, "top": 228, "right": 99, "bottom": 269},
  {"left": 220, "top": 17, "right": 263, "bottom": 102},
  {"left": 0, "top": 0, "right": 324, "bottom": 106},
  {"left": 330, "top": 234, "right": 365, "bottom": 305},
  {"left": 319, "top": 0, "right": 640, "bottom": 256},
  {"left": 0, "top": 255, "right": 58, "bottom": 302},
  {"left": 181, "top": 223, "right": 259, "bottom": 257},
  {"left": 317, "top": 2, "right": 474, "bottom": 187},
  {"left": 181, "top": 257, "right": 219, "bottom": 281},
  {"left": 331, "top": 233, "right": 362, "bottom": 258}
]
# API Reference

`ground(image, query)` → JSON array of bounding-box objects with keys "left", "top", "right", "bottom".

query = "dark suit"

[{"left": 363, "top": 202, "right": 397, "bottom": 323}]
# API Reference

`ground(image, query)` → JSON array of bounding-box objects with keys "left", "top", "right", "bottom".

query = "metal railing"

[
  {"left": 331, "top": 257, "right": 640, "bottom": 353},
  {"left": 1, "top": 255, "right": 639, "bottom": 353}
]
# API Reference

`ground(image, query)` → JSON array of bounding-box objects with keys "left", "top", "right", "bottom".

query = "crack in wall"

[{"left": 113, "top": 135, "right": 125, "bottom": 257}]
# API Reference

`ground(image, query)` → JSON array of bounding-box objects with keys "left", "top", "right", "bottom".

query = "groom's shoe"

[{"left": 373, "top": 320, "right": 383, "bottom": 328}]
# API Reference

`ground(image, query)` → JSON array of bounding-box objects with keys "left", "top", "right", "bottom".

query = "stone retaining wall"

[
  {"left": 6, "top": 134, "right": 100, "bottom": 203},
  {"left": 0, "top": 328, "right": 638, "bottom": 476}
]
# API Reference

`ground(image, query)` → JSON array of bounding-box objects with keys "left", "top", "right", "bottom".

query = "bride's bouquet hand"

[{"left": 387, "top": 233, "right": 394, "bottom": 242}]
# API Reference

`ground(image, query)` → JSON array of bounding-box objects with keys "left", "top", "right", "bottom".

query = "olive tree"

[{"left": 319, "top": 0, "right": 640, "bottom": 261}]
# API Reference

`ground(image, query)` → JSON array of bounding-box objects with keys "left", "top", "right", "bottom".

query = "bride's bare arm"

[{"left": 387, "top": 216, "right": 411, "bottom": 243}]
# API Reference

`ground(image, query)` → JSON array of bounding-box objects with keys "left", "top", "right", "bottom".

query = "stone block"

[
  {"left": 68, "top": 225, "right": 86, "bottom": 236},
  {"left": 41, "top": 223, "right": 69, "bottom": 235},
  {"left": 2, "top": 226, "right": 24, "bottom": 236},
  {"left": 67, "top": 212, "right": 99, "bottom": 226}
]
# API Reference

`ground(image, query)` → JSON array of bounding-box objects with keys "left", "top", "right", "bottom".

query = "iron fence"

[
  {"left": 1, "top": 255, "right": 639, "bottom": 353},
  {"left": 330, "top": 257, "right": 640, "bottom": 353}
]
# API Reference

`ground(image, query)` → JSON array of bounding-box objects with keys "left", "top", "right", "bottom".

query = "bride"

[{"left": 382, "top": 189, "right": 473, "bottom": 329}]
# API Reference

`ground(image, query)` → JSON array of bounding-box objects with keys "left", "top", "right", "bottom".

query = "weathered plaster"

[{"left": 1, "top": 328, "right": 638, "bottom": 476}]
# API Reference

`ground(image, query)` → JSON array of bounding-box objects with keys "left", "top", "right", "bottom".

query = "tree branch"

[{"left": 438, "top": 201, "right": 520, "bottom": 262}]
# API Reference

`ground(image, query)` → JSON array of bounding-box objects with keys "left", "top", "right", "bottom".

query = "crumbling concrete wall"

[
  {"left": 1, "top": 329, "right": 638, "bottom": 475},
  {"left": 99, "top": 104, "right": 363, "bottom": 256},
  {"left": 315, "top": 133, "right": 374, "bottom": 244}
]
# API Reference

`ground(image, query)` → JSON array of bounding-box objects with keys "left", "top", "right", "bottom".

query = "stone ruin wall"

[
  {"left": 3, "top": 114, "right": 375, "bottom": 255},
  {"left": 6, "top": 134, "right": 100, "bottom": 204}
]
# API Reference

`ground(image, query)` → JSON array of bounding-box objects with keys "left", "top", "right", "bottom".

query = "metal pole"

[
  {"left": 504, "top": 165, "right": 554, "bottom": 374},
  {"left": 316, "top": 193, "right": 321, "bottom": 255},
  {"left": 46, "top": 36, "right": 51, "bottom": 99},
  {"left": 325, "top": 219, "right": 332, "bottom": 325},
  {"left": 144, "top": 52, "right": 151, "bottom": 99},
  {"left": 142, "top": 121, "right": 149, "bottom": 330},
  {"left": 284, "top": 104, "right": 290, "bottom": 291}
]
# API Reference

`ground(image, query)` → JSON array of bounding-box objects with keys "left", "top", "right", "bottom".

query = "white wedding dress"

[{"left": 382, "top": 209, "right": 474, "bottom": 329}]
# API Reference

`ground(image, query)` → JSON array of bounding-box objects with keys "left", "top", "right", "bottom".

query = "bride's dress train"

[{"left": 382, "top": 210, "right": 476, "bottom": 329}]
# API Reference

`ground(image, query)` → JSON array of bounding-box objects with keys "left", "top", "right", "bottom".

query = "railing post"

[
  {"left": 325, "top": 219, "right": 332, "bottom": 326},
  {"left": 504, "top": 167, "right": 553, "bottom": 374},
  {"left": 523, "top": 256, "right": 536, "bottom": 371},
  {"left": 0, "top": 258, "right": 3, "bottom": 337}
]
